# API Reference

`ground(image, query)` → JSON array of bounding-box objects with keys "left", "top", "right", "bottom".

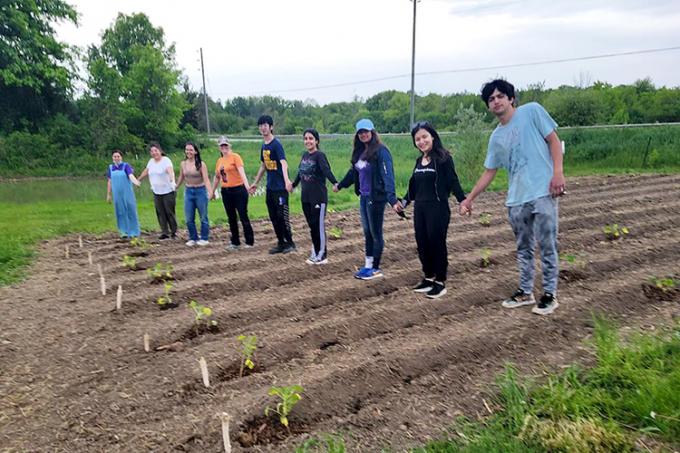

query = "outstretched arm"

[{"left": 459, "top": 168, "right": 497, "bottom": 215}]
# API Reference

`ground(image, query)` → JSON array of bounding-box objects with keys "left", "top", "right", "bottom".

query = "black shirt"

[
  {"left": 292, "top": 150, "right": 338, "bottom": 205},
  {"left": 413, "top": 159, "right": 438, "bottom": 201}
]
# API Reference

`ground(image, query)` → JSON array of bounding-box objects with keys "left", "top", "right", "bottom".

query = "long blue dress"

[{"left": 109, "top": 163, "right": 141, "bottom": 237}]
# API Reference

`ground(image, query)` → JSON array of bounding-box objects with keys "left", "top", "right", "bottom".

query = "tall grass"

[{"left": 413, "top": 317, "right": 680, "bottom": 452}]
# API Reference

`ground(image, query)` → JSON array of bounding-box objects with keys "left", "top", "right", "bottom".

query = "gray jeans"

[{"left": 508, "top": 196, "right": 559, "bottom": 295}]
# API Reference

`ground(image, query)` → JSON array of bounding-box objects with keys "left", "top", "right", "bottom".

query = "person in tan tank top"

[{"left": 177, "top": 142, "right": 213, "bottom": 246}]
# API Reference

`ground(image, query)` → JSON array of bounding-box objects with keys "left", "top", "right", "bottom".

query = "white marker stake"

[
  {"left": 65, "top": 245, "right": 70, "bottom": 259},
  {"left": 116, "top": 285, "right": 123, "bottom": 310},
  {"left": 78, "top": 235, "right": 83, "bottom": 248},
  {"left": 219, "top": 412, "right": 232, "bottom": 453},
  {"left": 199, "top": 357, "right": 210, "bottom": 387},
  {"left": 143, "top": 333, "right": 150, "bottom": 352},
  {"left": 88, "top": 251, "right": 93, "bottom": 266},
  {"left": 98, "top": 264, "right": 106, "bottom": 296}
]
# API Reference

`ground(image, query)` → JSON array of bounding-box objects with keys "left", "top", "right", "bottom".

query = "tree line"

[{"left": 1, "top": 1, "right": 679, "bottom": 166}]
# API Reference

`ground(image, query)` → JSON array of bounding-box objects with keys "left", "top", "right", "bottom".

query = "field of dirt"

[{"left": 1, "top": 174, "right": 679, "bottom": 452}]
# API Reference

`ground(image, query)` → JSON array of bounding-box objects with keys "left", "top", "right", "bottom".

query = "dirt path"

[{"left": 1, "top": 174, "right": 679, "bottom": 452}]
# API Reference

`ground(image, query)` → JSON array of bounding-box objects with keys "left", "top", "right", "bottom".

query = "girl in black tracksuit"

[
  {"left": 402, "top": 122, "right": 466, "bottom": 299},
  {"left": 292, "top": 128, "right": 338, "bottom": 264}
]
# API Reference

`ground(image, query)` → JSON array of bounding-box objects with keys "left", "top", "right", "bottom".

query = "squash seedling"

[
  {"left": 603, "top": 223, "right": 629, "bottom": 240},
  {"left": 649, "top": 276, "right": 677, "bottom": 292},
  {"left": 479, "top": 212, "right": 492, "bottom": 227},
  {"left": 237, "top": 334, "right": 257, "bottom": 377},
  {"left": 122, "top": 255, "right": 137, "bottom": 270},
  {"left": 480, "top": 248, "right": 492, "bottom": 268},
  {"left": 188, "top": 300, "right": 217, "bottom": 335},
  {"left": 130, "top": 237, "right": 150, "bottom": 250},
  {"left": 265, "top": 384, "right": 304, "bottom": 430},
  {"left": 328, "top": 226, "right": 343, "bottom": 240},
  {"left": 147, "top": 262, "right": 173, "bottom": 282},
  {"left": 560, "top": 251, "right": 586, "bottom": 269},
  {"left": 156, "top": 282, "right": 175, "bottom": 308}
]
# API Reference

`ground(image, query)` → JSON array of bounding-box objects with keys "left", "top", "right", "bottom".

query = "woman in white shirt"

[{"left": 138, "top": 143, "right": 177, "bottom": 240}]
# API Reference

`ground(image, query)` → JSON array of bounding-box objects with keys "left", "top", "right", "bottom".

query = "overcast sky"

[{"left": 56, "top": 0, "right": 680, "bottom": 105}]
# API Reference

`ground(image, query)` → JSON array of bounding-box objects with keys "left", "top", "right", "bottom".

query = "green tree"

[{"left": 0, "top": 0, "right": 78, "bottom": 131}]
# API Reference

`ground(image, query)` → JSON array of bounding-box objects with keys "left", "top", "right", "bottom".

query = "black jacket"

[{"left": 403, "top": 154, "right": 466, "bottom": 204}]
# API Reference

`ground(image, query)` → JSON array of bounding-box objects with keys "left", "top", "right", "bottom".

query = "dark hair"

[
  {"left": 303, "top": 128, "right": 320, "bottom": 146},
  {"left": 148, "top": 142, "right": 165, "bottom": 156},
  {"left": 257, "top": 115, "right": 274, "bottom": 126},
  {"left": 410, "top": 121, "right": 450, "bottom": 163},
  {"left": 351, "top": 129, "right": 382, "bottom": 164},
  {"left": 185, "top": 141, "right": 202, "bottom": 171},
  {"left": 112, "top": 149, "right": 123, "bottom": 156},
  {"left": 481, "top": 79, "right": 516, "bottom": 105}
]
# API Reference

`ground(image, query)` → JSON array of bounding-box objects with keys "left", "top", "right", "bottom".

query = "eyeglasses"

[{"left": 411, "top": 121, "right": 431, "bottom": 134}]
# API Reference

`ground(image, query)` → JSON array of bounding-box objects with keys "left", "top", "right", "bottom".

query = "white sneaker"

[
  {"left": 185, "top": 240, "right": 196, "bottom": 247},
  {"left": 314, "top": 258, "right": 328, "bottom": 265},
  {"left": 305, "top": 258, "right": 316, "bottom": 265},
  {"left": 196, "top": 240, "right": 209, "bottom": 246}
]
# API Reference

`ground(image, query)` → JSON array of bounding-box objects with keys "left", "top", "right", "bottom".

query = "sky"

[{"left": 55, "top": 0, "right": 680, "bottom": 105}]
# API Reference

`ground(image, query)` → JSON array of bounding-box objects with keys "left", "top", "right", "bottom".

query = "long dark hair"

[
  {"left": 410, "top": 121, "right": 450, "bottom": 163},
  {"left": 351, "top": 130, "right": 382, "bottom": 164},
  {"left": 185, "top": 141, "right": 202, "bottom": 171}
]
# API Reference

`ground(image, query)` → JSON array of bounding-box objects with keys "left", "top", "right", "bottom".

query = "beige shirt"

[{"left": 181, "top": 160, "right": 205, "bottom": 187}]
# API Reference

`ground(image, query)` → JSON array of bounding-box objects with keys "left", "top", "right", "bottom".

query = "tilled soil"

[{"left": 1, "top": 174, "right": 679, "bottom": 452}]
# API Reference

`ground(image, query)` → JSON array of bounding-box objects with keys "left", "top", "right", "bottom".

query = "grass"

[
  {"left": 412, "top": 317, "right": 680, "bottom": 453},
  {"left": 2, "top": 126, "right": 680, "bottom": 285}
]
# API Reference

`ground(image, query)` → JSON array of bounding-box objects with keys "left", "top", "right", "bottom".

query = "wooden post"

[
  {"left": 65, "top": 245, "right": 70, "bottom": 259},
  {"left": 98, "top": 264, "right": 106, "bottom": 296},
  {"left": 199, "top": 357, "right": 210, "bottom": 387},
  {"left": 143, "top": 334, "right": 150, "bottom": 352},
  {"left": 116, "top": 285, "right": 123, "bottom": 310},
  {"left": 78, "top": 235, "right": 83, "bottom": 248},
  {"left": 88, "top": 251, "right": 93, "bottom": 266},
  {"left": 219, "top": 412, "right": 232, "bottom": 453}
]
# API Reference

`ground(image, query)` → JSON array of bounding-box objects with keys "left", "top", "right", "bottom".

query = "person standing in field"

[
  {"left": 459, "top": 79, "right": 565, "bottom": 315},
  {"left": 249, "top": 115, "right": 296, "bottom": 254},
  {"left": 106, "top": 150, "right": 142, "bottom": 238},
  {"left": 138, "top": 143, "right": 177, "bottom": 240},
  {"left": 335, "top": 118, "right": 400, "bottom": 280},
  {"left": 291, "top": 128, "right": 338, "bottom": 265},
  {"left": 177, "top": 142, "right": 212, "bottom": 246},
  {"left": 399, "top": 122, "right": 466, "bottom": 299},
  {"left": 212, "top": 136, "right": 254, "bottom": 250}
]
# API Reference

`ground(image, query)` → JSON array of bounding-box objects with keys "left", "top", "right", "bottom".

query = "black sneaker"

[
  {"left": 532, "top": 292, "right": 559, "bottom": 315},
  {"left": 426, "top": 281, "right": 447, "bottom": 299},
  {"left": 282, "top": 243, "right": 297, "bottom": 254},
  {"left": 413, "top": 278, "right": 434, "bottom": 293},
  {"left": 158, "top": 234, "right": 170, "bottom": 240},
  {"left": 501, "top": 288, "right": 536, "bottom": 308},
  {"left": 269, "top": 244, "right": 285, "bottom": 254}
]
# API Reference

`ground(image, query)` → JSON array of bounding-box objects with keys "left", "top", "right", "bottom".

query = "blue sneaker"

[
  {"left": 359, "top": 268, "right": 383, "bottom": 280},
  {"left": 354, "top": 267, "right": 372, "bottom": 279}
]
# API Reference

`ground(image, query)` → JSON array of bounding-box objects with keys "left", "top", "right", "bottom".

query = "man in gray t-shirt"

[{"left": 460, "top": 79, "right": 566, "bottom": 316}]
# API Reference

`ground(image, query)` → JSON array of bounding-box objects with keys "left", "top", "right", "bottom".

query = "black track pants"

[
  {"left": 265, "top": 190, "right": 294, "bottom": 245},
  {"left": 414, "top": 200, "right": 450, "bottom": 282}
]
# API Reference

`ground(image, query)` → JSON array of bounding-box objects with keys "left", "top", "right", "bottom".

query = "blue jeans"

[
  {"left": 508, "top": 196, "right": 559, "bottom": 294},
  {"left": 184, "top": 186, "right": 209, "bottom": 241},
  {"left": 359, "top": 195, "right": 386, "bottom": 269}
]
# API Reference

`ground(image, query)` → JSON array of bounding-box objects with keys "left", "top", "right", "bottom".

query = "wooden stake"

[
  {"left": 199, "top": 357, "right": 210, "bottom": 387},
  {"left": 143, "top": 333, "right": 150, "bottom": 352},
  {"left": 218, "top": 412, "right": 232, "bottom": 453},
  {"left": 78, "top": 235, "right": 83, "bottom": 248},
  {"left": 65, "top": 245, "right": 70, "bottom": 259},
  {"left": 98, "top": 264, "right": 106, "bottom": 296},
  {"left": 88, "top": 251, "right": 93, "bottom": 266},
  {"left": 116, "top": 285, "right": 123, "bottom": 310}
]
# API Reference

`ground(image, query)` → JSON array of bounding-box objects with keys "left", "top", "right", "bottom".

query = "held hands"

[
  {"left": 549, "top": 173, "right": 567, "bottom": 198},
  {"left": 248, "top": 183, "right": 257, "bottom": 195},
  {"left": 332, "top": 183, "right": 339, "bottom": 193},
  {"left": 285, "top": 181, "right": 293, "bottom": 193},
  {"left": 106, "top": 193, "right": 112, "bottom": 203},
  {"left": 459, "top": 198, "right": 473, "bottom": 216}
]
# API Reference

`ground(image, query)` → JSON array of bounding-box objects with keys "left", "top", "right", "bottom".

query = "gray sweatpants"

[{"left": 508, "top": 195, "right": 559, "bottom": 295}]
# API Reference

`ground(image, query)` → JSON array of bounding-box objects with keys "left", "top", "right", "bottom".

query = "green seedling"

[
  {"left": 480, "top": 248, "right": 492, "bottom": 268},
  {"left": 130, "top": 237, "right": 150, "bottom": 250},
  {"left": 156, "top": 282, "right": 173, "bottom": 307},
  {"left": 649, "top": 276, "right": 677, "bottom": 292},
  {"left": 147, "top": 262, "right": 173, "bottom": 281},
  {"left": 237, "top": 334, "right": 257, "bottom": 377},
  {"left": 265, "top": 384, "right": 304, "bottom": 430},
  {"left": 559, "top": 252, "right": 587, "bottom": 269},
  {"left": 188, "top": 300, "right": 217, "bottom": 334},
  {"left": 122, "top": 254, "right": 137, "bottom": 270},
  {"left": 603, "top": 223, "right": 629, "bottom": 240},
  {"left": 479, "top": 212, "right": 492, "bottom": 226},
  {"left": 328, "top": 226, "right": 343, "bottom": 239}
]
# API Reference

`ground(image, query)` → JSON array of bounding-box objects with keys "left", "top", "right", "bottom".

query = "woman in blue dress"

[{"left": 106, "top": 150, "right": 142, "bottom": 238}]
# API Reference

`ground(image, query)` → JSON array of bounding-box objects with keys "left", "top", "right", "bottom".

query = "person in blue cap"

[{"left": 335, "top": 118, "right": 400, "bottom": 280}]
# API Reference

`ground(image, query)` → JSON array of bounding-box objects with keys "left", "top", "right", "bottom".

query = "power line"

[{"left": 215, "top": 46, "right": 680, "bottom": 97}]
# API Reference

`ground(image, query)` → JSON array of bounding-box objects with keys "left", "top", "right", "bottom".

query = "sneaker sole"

[
  {"left": 314, "top": 259, "right": 328, "bottom": 265},
  {"left": 305, "top": 259, "right": 316, "bottom": 265},
  {"left": 501, "top": 299, "right": 536, "bottom": 308},
  {"left": 360, "top": 273, "right": 383, "bottom": 280},
  {"left": 413, "top": 286, "right": 433, "bottom": 293},
  {"left": 426, "top": 288, "right": 447, "bottom": 299},
  {"left": 532, "top": 301, "right": 559, "bottom": 315}
]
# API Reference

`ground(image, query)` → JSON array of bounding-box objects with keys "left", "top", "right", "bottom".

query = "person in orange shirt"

[{"left": 212, "top": 136, "right": 254, "bottom": 249}]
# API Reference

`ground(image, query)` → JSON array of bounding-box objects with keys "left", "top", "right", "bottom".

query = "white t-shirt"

[{"left": 146, "top": 156, "right": 175, "bottom": 195}]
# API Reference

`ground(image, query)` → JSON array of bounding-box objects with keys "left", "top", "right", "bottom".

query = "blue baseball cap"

[{"left": 355, "top": 118, "right": 375, "bottom": 132}]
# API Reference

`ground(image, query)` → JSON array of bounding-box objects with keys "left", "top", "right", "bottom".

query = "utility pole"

[
  {"left": 200, "top": 47, "right": 211, "bottom": 135},
  {"left": 409, "top": 0, "right": 418, "bottom": 129}
]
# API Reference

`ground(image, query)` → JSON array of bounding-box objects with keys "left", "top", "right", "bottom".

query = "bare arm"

[
  {"left": 106, "top": 178, "right": 112, "bottom": 202},
  {"left": 201, "top": 162, "right": 213, "bottom": 196},
  {"left": 281, "top": 159, "right": 293, "bottom": 192},
  {"left": 459, "top": 168, "right": 498, "bottom": 215},
  {"left": 546, "top": 131, "right": 565, "bottom": 197},
  {"left": 176, "top": 162, "right": 185, "bottom": 188},
  {"left": 249, "top": 162, "right": 265, "bottom": 194},
  {"left": 237, "top": 165, "right": 251, "bottom": 191},
  {"left": 128, "top": 173, "right": 141, "bottom": 187},
  {"left": 138, "top": 167, "right": 149, "bottom": 181}
]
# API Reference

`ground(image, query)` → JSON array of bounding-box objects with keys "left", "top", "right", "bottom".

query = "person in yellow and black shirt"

[{"left": 250, "top": 115, "right": 296, "bottom": 254}]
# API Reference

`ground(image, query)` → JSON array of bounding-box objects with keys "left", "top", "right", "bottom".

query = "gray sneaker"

[
  {"left": 501, "top": 289, "right": 536, "bottom": 308},
  {"left": 226, "top": 243, "right": 241, "bottom": 251},
  {"left": 532, "top": 293, "right": 559, "bottom": 315}
]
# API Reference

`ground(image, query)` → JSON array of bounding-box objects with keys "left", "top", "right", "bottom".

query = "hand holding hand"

[
  {"left": 332, "top": 183, "right": 339, "bottom": 193},
  {"left": 248, "top": 183, "right": 257, "bottom": 195},
  {"left": 285, "top": 181, "right": 293, "bottom": 193},
  {"left": 459, "top": 198, "right": 473, "bottom": 216}
]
